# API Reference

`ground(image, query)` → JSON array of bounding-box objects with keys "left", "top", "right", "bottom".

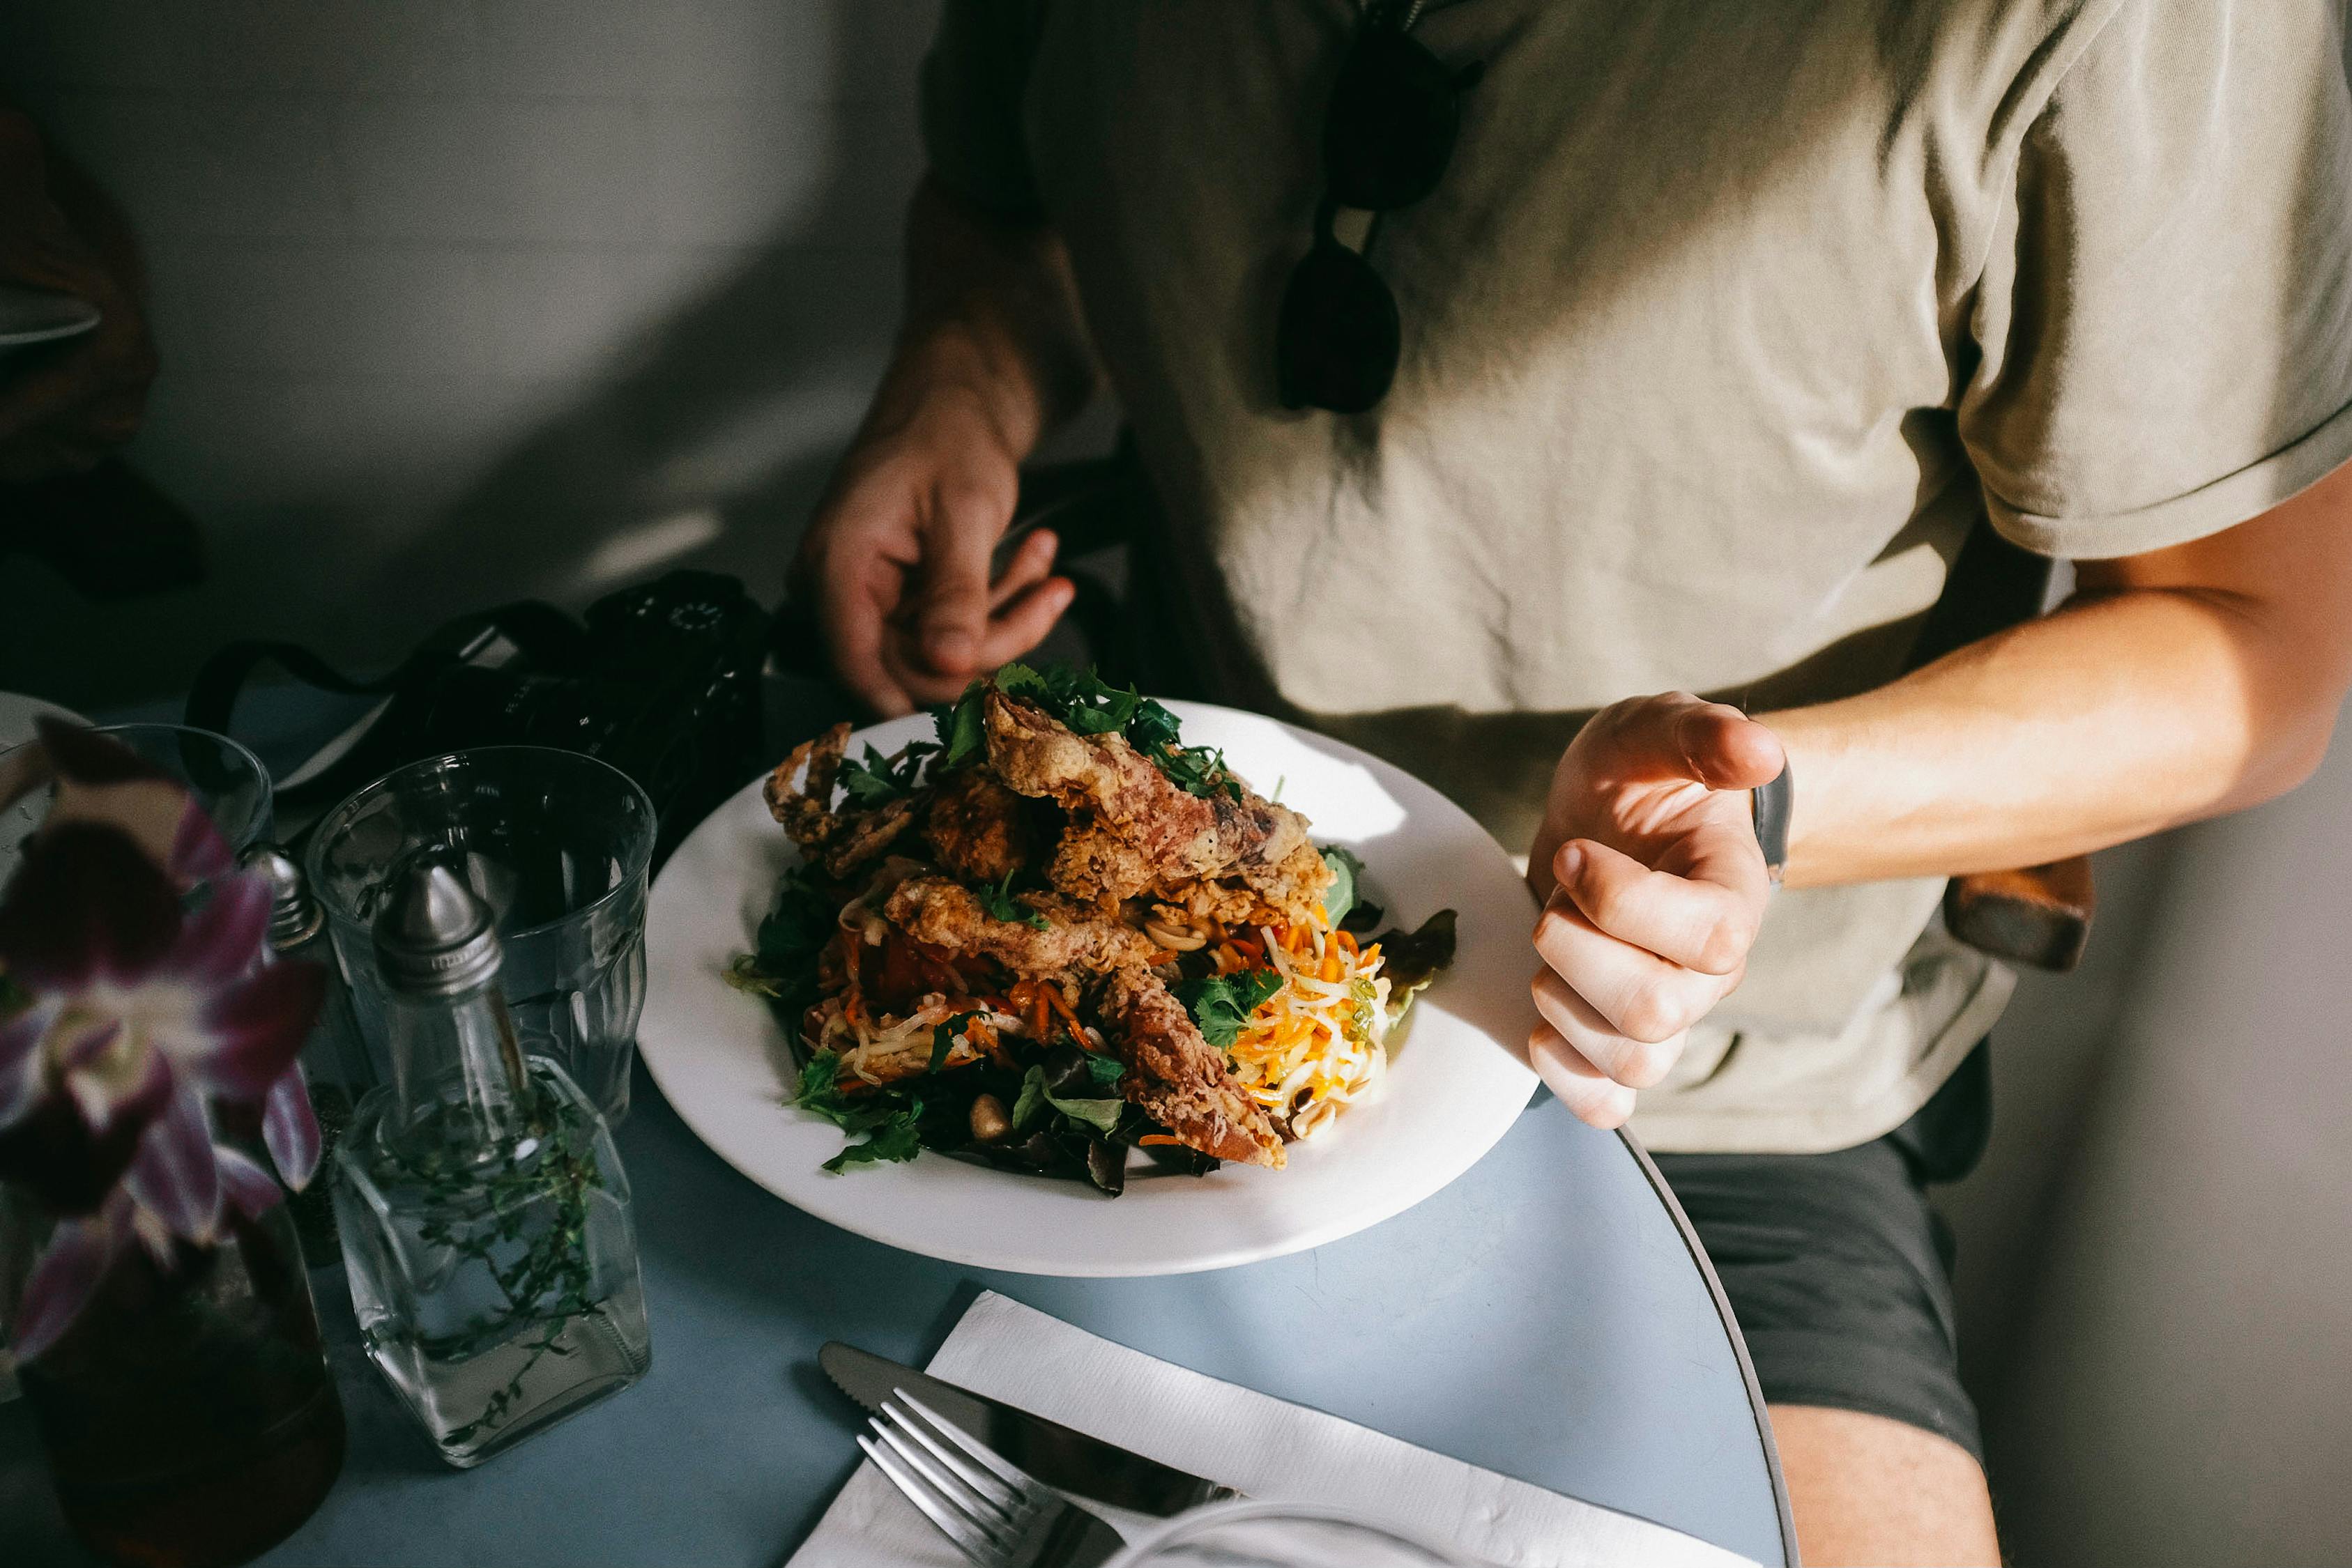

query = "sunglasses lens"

[
  {"left": 1276, "top": 238, "right": 1402, "bottom": 414},
  {"left": 1323, "top": 28, "right": 1463, "bottom": 210}
]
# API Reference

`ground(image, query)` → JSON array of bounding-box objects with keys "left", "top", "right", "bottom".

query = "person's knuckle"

[
  {"left": 1617, "top": 984, "right": 1686, "bottom": 1045},
  {"left": 1694, "top": 909, "right": 1755, "bottom": 974},
  {"left": 1615, "top": 1035, "right": 1679, "bottom": 1091}
]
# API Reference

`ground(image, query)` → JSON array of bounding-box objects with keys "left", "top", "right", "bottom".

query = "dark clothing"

[{"left": 1654, "top": 1045, "right": 1993, "bottom": 1462}]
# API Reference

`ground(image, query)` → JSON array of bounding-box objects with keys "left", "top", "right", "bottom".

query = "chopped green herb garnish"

[
  {"left": 974, "top": 870, "right": 1051, "bottom": 930},
  {"left": 929, "top": 1011, "right": 979, "bottom": 1074},
  {"left": 837, "top": 740, "right": 938, "bottom": 806},
  {"left": 1176, "top": 969, "right": 1285, "bottom": 1050}
]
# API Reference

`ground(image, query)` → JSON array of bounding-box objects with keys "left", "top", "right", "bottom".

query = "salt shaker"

[
  {"left": 241, "top": 843, "right": 374, "bottom": 1268},
  {"left": 332, "top": 862, "right": 650, "bottom": 1467}
]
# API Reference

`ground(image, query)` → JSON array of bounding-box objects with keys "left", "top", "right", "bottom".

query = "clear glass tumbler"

[
  {"left": 305, "top": 748, "right": 656, "bottom": 1125},
  {"left": 1, "top": 722, "right": 273, "bottom": 888}
]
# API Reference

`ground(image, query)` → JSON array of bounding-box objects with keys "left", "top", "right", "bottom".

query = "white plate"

[
  {"left": 0, "top": 284, "right": 101, "bottom": 350},
  {"left": 638, "top": 701, "right": 1541, "bottom": 1277},
  {"left": 0, "top": 692, "right": 84, "bottom": 754}
]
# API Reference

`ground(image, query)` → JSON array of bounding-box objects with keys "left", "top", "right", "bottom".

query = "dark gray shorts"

[{"left": 1651, "top": 1045, "right": 1992, "bottom": 1465}]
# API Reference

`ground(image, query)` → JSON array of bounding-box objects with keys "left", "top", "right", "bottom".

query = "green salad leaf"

[
  {"left": 1320, "top": 845, "right": 1366, "bottom": 928},
  {"left": 1177, "top": 969, "right": 1285, "bottom": 1050},
  {"left": 724, "top": 867, "right": 837, "bottom": 1018},
  {"left": 1374, "top": 909, "right": 1460, "bottom": 1014},
  {"left": 1011, "top": 1063, "right": 1125, "bottom": 1137}
]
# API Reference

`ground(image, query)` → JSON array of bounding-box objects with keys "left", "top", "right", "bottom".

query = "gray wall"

[
  {"left": 1, "top": 0, "right": 935, "bottom": 707},
  {"left": 6, "top": 6, "right": 2348, "bottom": 1563}
]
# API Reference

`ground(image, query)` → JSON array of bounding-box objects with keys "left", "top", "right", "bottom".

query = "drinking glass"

[
  {"left": 306, "top": 748, "right": 656, "bottom": 1125},
  {"left": 1106, "top": 1502, "right": 1476, "bottom": 1568},
  {"left": 0, "top": 723, "right": 273, "bottom": 888}
]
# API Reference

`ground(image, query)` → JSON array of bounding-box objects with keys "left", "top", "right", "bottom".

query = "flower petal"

[
  {"left": 0, "top": 996, "right": 57, "bottom": 1130},
  {"left": 122, "top": 1083, "right": 222, "bottom": 1245},
  {"left": 170, "top": 796, "right": 234, "bottom": 885},
  {"left": 166, "top": 870, "right": 271, "bottom": 985},
  {"left": 36, "top": 718, "right": 161, "bottom": 786},
  {"left": 262, "top": 1064, "right": 322, "bottom": 1192},
  {"left": 11, "top": 1205, "right": 127, "bottom": 1362},
  {"left": 63, "top": 1026, "right": 170, "bottom": 1135},
  {"left": 193, "top": 960, "right": 326, "bottom": 1100},
  {"left": 214, "top": 1144, "right": 287, "bottom": 1219},
  {"left": 0, "top": 823, "right": 182, "bottom": 990}
]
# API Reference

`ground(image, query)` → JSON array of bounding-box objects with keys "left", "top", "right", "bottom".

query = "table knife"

[{"left": 819, "top": 1341, "right": 1239, "bottom": 1516}]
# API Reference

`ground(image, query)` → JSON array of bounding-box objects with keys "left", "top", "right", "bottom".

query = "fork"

[{"left": 860, "top": 1390, "right": 1129, "bottom": 1568}]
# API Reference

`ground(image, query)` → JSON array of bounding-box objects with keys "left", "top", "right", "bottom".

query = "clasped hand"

[{"left": 1526, "top": 693, "right": 1785, "bottom": 1128}]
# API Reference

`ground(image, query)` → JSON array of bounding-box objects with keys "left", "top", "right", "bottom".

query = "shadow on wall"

[{"left": 0, "top": 1, "right": 940, "bottom": 708}]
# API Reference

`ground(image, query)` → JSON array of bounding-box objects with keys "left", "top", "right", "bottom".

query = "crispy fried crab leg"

[
  {"left": 763, "top": 722, "right": 925, "bottom": 878},
  {"left": 1094, "top": 968, "right": 1285, "bottom": 1169},
  {"left": 982, "top": 692, "right": 1329, "bottom": 921}
]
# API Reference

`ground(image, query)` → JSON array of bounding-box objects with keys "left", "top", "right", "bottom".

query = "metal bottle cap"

[
  {"left": 372, "top": 861, "right": 503, "bottom": 999},
  {"left": 238, "top": 842, "right": 325, "bottom": 951}
]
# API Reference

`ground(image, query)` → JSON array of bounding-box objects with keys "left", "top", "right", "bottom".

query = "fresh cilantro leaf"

[
  {"left": 1177, "top": 969, "right": 1285, "bottom": 1050},
  {"left": 822, "top": 1107, "right": 925, "bottom": 1171},
  {"left": 928, "top": 1011, "right": 979, "bottom": 1075},
  {"left": 993, "top": 661, "right": 1048, "bottom": 699},
  {"left": 1084, "top": 1051, "right": 1126, "bottom": 1089},
  {"left": 1320, "top": 845, "right": 1366, "bottom": 928},
  {"left": 1125, "top": 698, "right": 1182, "bottom": 753},
  {"left": 975, "top": 870, "right": 1050, "bottom": 930},
  {"left": 837, "top": 740, "right": 940, "bottom": 806},
  {"left": 934, "top": 684, "right": 988, "bottom": 765}
]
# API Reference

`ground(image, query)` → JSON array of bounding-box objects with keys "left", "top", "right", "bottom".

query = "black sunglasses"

[{"left": 1276, "top": 2, "right": 1485, "bottom": 415}]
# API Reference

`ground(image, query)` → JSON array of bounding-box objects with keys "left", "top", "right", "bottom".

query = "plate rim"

[{"left": 637, "top": 699, "right": 1541, "bottom": 1277}]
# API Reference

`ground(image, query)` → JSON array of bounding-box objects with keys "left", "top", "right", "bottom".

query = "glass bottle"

[
  {"left": 242, "top": 843, "right": 375, "bottom": 1270},
  {"left": 332, "top": 862, "right": 650, "bottom": 1468},
  {"left": 17, "top": 1199, "right": 346, "bottom": 1568}
]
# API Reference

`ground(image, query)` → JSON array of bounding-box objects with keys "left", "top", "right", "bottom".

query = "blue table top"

[
  {"left": 4, "top": 1062, "right": 1791, "bottom": 1567},
  {"left": 1, "top": 682, "right": 1791, "bottom": 1567}
]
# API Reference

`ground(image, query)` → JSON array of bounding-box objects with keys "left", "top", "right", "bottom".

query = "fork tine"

[
  {"left": 895, "top": 1390, "right": 1034, "bottom": 1492},
  {"left": 859, "top": 1434, "right": 996, "bottom": 1565},
  {"left": 873, "top": 1416, "right": 1018, "bottom": 1542},
  {"left": 881, "top": 1396, "right": 1025, "bottom": 1516}
]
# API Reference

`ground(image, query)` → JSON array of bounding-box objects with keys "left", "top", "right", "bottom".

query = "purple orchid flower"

[{"left": 0, "top": 723, "right": 326, "bottom": 1362}]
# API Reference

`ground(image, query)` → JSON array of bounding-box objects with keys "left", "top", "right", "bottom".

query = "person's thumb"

[
  {"left": 911, "top": 479, "right": 1011, "bottom": 677},
  {"left": 1610, "top": 696, "right": 1785, "bottom": 790}
]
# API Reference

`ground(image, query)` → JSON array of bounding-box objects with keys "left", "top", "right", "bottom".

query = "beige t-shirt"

[{"left": 922, "top": 0, "right": 2352, "bottom": 1152}]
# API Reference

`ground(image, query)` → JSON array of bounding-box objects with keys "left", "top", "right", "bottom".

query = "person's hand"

[
  {"left": 795, "top": 379, "right": 1074, "bottom": 716},
  {"left": 0, "top": 111, "right": 157, "bottom": 484},
  {"left": 1526, "top": 693, "right": 1786, "bottom": 1128}
]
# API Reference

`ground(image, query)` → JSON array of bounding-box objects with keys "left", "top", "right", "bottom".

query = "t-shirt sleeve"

[
  {"left": 1959, "top": 0, "right": 2352, "bottom": 559},
  {"left": 919, "top": 0, "right": 1048, "bottom": 222}
]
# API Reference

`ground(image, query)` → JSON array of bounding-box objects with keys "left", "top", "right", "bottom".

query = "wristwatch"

[{"left": 1751, "top": 762, "right": 1792, "bottom": 887}]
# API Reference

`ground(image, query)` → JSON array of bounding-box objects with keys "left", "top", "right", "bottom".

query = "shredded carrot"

[
  {"left": 1045, "top": 985, "right": 1088, "bottom": 1038},
  {"left": 1138, "top": 1134, "right": 1183, "bottom": 1147},
  {"left": 1335, "top": 929, "right": 1358, "bottom": 958}
]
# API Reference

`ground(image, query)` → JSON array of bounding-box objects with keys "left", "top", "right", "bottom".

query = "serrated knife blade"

[{"left": 820, "top": 1341, "right": 1238, "bottom": 1516}]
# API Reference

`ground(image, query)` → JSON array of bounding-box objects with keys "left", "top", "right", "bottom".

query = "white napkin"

[{"left": 791, "top": 1291, "right": 1756, "bottom": 1568}]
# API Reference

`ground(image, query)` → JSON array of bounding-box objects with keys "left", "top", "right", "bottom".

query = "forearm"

[
  {"left": 866, "top": 175, "right": 1095, "bottom": 465},
  {"left": 1766, "top": 474, "right": 2352, "bottom": 888}
]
